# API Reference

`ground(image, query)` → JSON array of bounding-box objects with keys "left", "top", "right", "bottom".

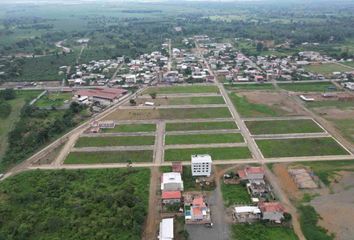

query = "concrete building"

[
  {"left": 161, "top": 172, "right": 184, "bottom": 191},
  {"left": 238, "top": 166, "right": 265, "bottom": 181},
  {"left": 234, "top": 206, "right": 261, "bottom": 223},
  {"left": 158, "top": 218, "right": 174, "bottom": 240},
  {"left": 191, "top": 154, "right": 212, "bottom": 177},
  {"left": 161, "top": 191, "right": 182, "bottom": 205},
  {"left": 259, "top": 202, "right": 285, "bottom": 223}
]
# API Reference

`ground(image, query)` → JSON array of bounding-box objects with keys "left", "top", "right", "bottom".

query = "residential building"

[
  {"left": 234, "top": 206, "right": 261, "bottom": 223},
  {"left": 259, "top": 202, "right": 285, "bottom": 223},
  {"left": 161, "top": 191, "right": 182, "bottom": 205},
  {"left": 238, "top": 166, "right": 265, "bottom": 181},
  {"left": 158, "top": 218, "right": 174, "bottom": 240},
  {"left": 191, "top": 154, "right": 212, "bottom": 177},
  {"left": 184, "top": 195, "right": 211, "bottom": 224},
  {"left": 161, "top": 172, "right": 184, "bottom": 191}
]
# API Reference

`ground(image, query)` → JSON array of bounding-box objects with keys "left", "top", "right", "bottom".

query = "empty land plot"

[
  {"left": 232, "top": 223, "right": 298, "bottom": 240},
  {"left": 35, "top": 92, "right": 72, "bottom": 108},
  {"left": 304, "top": 63, "right": 352, "bottom": 76},
  {"left": 225, "top": 84, "right": 275, "bottom": 91},
  {"left": 164, "top": 147, "right": 251, "bottom": 161},
  {"left": 144, "top": 85, "right": 219, "bottom": 94},
  {"left": 278, "top": 82, "right": 337, "bottom": 92},
  {"left": 257, "top": 138, "right": 349, "bottom": 158},
  {"left": 342, "top": 61, "right": 354, "bottom": 68},
  {"left": 104, "top": 108, "right": 232, "bottom": 120},
  {"left": 135, "top": 96, "right": 225, "bottom": 105},
  {"left": 245, "top": 119, "right": 324, "bottom": 135},
  {"left": 75, "top": 136, "right": 155, "bottom": 147},
  {"left": 165, "top": 133, "right": 244, "bottom": 145},
  {"left": 166, "top": 121, "right": 237, "bottom": 131},
  {"left": 102, "top": 124, "right": 156, "bottom": 133},
  {"left": 65, "top": 150, "right": 153, "bottom": 164},
  {"left": 221, "top": 182, "right": 251, "bottom": 206}
]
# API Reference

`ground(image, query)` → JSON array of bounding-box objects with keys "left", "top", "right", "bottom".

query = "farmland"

[
  {"left": 165, "top": 121, "right": 237, "bottom": 131},
  {"left": 165, "top": 133, "right": 244, "bottom": 145},
  {"left": 75, "top": 136, "right": 155, "bottom": 147},
  {"left": 0, "top": 169, "right": 150, "bottom": 240},
  {"left": 65, "top": 150, "right": 153, "bottom": 164}
]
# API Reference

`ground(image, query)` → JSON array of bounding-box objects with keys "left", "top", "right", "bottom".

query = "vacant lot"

[
  {"left": 165, "top": 133, "right": 244, "bottom": 145},
  {"left": 102, "top": 123, "right": 156, "bottom": 133},
  {"left": 232, "top": 223, "right": 298, "bottom": 240},
  {"left": 143, "top": 85, "right": 219, "bottom": 94},
  {"left": 225, "top": 84, "right": 275, "bottom": 91},
  {"left": 135, "top": 96, "right": 225, "bottom": 105},
  {"left": 35, "top": 92, "right": 72, "bottom": 108},
  {"left": 164, "top": 147, "right": 251, "bottom": 161},
  {"left": 278, "top": 82, "right": 337, "bottom": 92},
  {"left": 304, "top": 63, "right": 352, "bottom": 76},
  {"left": 0, "top": 168, "right": 150, "bottom": 240},
  {"left": 257, "top": 138, "right": 349, "bottom": 158},
  {"left": 65, "top": 150, "right": 153, "bottom": 163},
  {"left": 342, "top": 61, "right": 354, "bottom": 68},
  {"left": 245, "top": 119, "right": 324, "bottom": 135},
  {"left": 166, "top": 121, "right": 237, "bottom": 131},
  {"left": 75, "top": 136, "right": 155, "bottom": 147},
  {"left": 221, "top": 182, "right": 251, "bottom": 206},
  {"left": 104, "top": 107, "right": 232, "bottom": 120}
]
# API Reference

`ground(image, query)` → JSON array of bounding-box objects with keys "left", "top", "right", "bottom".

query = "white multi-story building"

[
  {"left": 191, "top": 154, "right": 212, "bottom": 177},
  {"left": 161, "top": 172, "right": 184, "bottom": 191}
]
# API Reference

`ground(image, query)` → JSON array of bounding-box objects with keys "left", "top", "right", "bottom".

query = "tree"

[
  {"left": 0, "top": 88, "right": 16, "bottom": 100},
  {"left": 149, "top": 93, "right": 157, "bottom": 99},
  {"left": 129, "top": 99, "right": 137, "bottom": 105},
  {"left": 0, "top": 101, "right": 11, "bottom": 118}
]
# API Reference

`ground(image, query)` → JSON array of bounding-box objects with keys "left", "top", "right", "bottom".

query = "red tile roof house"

[
  {"left": 74, "top": 88, "right": 127, "bottom": 106},
  {"left": 185, "top": 196, "right": 211, "bottom": 224},
  {"left": 259, "top": 202, "right": 285, "bottom": 223},
  {"left": 172, "top": 162, "right": 183, "bottom": 173},
  {"left": 238, "top": 167, "right": 265, "bottom": 181},
  {"left": 161, "top": 191, "right": 182, "bottom": 205}
]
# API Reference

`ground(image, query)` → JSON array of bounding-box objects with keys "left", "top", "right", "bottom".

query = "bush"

[
  {"left": 0, "top": 101, "right": 11, "bottom": 118},
  {"left": 0, "top": 88, "right": 16, "bottom": 100}
]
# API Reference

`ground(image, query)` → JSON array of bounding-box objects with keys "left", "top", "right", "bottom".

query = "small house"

[
  {"left": 162, "top": 191, "right": 182, "bottom": 205},
  {"left": 259, "top": 202, "right": 285, "bottom": 223},
  {"left": 161, "top": 172, "right": 184, "bottom": 191},
  {"left": 158, "top": 218, "right": 174, "bottom": 240}
]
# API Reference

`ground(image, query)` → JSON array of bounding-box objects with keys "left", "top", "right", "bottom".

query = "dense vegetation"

[
  {"left": 232, "top": 223, "right": 298, "bottom": 240},
  {"left": 0, "top": 168, "right": 150, "bottom": 240}
]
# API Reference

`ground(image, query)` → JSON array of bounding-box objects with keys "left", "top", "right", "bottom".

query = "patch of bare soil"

[
  {"left": 272, "top": 164, "right": 302, "bottom": 201},
  {"left": 313, "top": 107, "right": 354, "bottom": 120},
  {"left": 32, "top": 143, "right": 65, "bottom": 165},
  {"left": 237, "top": 91, "right": 307, "bottom": 115},
  {"left": 124, "top": 98, "right": 170, "bottom": 106},
  {"left": 311, "top": 171, "right": 354, "bottom": 240}
]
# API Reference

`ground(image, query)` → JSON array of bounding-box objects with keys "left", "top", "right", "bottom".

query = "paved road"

[
  {"left": 242, "top": 116, "right": 312, "bottom": 121},
  {"left": 52, "top": 131, "right": 82, "bottom": 167},
  {"left": 119, "top": 104, "right": 227, "bottom": 109},
  {"left": 139, "top": 92, "right": 222, "bottom": 98},
  {"left": 224, "top": 79, "right": 342, "bottom": 85}
]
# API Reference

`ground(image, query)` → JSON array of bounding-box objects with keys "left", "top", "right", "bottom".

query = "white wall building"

[
  {"left": 158, "top": 218, "right": 174, "bottom": 240},
  {"left": 191, "top": 154, "right": 212, "bottom": 177},
  {"left": 161, "top": 172, "right": 184, "bottom": 191}
]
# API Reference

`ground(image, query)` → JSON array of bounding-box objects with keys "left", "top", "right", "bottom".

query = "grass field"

[
  {"left": 143, "top": 85, "right": 219, "bottom": 94},
  {"left": 278, "top": 82, "right": 337, "bottom": 92},
  {"left": 342, "top": 61, "right": 354, "bottom": 68},
  {"left": 102, "top": 124, "right": 156, "bottom": 133},
  {"left": 221, "top": 182, "right": 251, "bottom": 206},
  {"left": 104, "top": 107, "right": 232, "bottom": 120},
  {"left": 232, "top": 223, "right": 298, "bottom": 240},
  {"left": 257, "top": 138, "right": 349, "bottom": 158},
  {"left": 225, "top": 84, "right": 275, "bottom": 91},
  {"left": 333, "top": 119, "right": 354, "bottom": 144},
  {"left": 35, "top": 92, "right": 72, "bottom": 108},
  {"left": 165, "top": 121, "right": 237, "bottom": 131},
  {"left": 75, "top": 136, "right": 155, "bottom": 147},
  {"left": 164, "top": 147, "right": 251, "bottom": 161},
  {"left": 304, "top": 63, "right": 352, "bottom": 76},
  {"left": 0, "top": 168, "right": 150, "bottom": 240},
  {"left": 245, "top": 119, "right": 324, "bottom": 135},
  {"left": 229, "top": 92, "right": 283, "bottom": 117},
  {"left": 65, "top": 150, "right": 153, "bottom": 164},
  {"left": 168, "top": 96, "right": 225, "bottom": 105},
  {"left": 165, "top": 133, "right": 244, "bottom": 145}
]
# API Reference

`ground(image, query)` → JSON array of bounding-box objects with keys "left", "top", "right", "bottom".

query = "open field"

[
  {"left": 257, "top": 138, "right": 349, "bottom": 158},
  {"left": 34, "top": 92, "right": 72, "bottom": 108},
  {"left": 306, "top": 100, "right": 354, "bottom": 109},
  {"left": 231, "top": 223, "right": 298, "bottom": 240},
  {"left": 245, "top": 119, "right": 324, "bottom": 135},
  {"left": 65, "top": 150, "right": 153, "bottom": 164},
  {"left": 135, "top": 96, "right": 225, "bottom": 105},
  {"left": 164, "top": 147, "right": 251, "bottom": 161},
  {"left": 104, "top": 107, "right": 232, "bottom": 120},
  {"left": 278, "top": 82, "right": 337, "bottom": 92},
  {"left": 102, "top": 123, "right": 156, "bottom": 133},
  {"left": 166, "top": 121, "right": 237, "bottom": 131},
  {"left": 75, "top": 136, "right": 155, "bottom": 147},
  {"left": 165, "top": 133, "right": 244, "bottom": 145},
  {"left": 221, "top": 182, "right": 251, "bottom": 206},
  {"left": 342, "top": 61, "right": 354, "bottom": 68},
  {"left": 0, "top": 168, "right": 150, "bottom": 240},
  {"left": 332, "top": 119, "right": 354, "bottom": 144},
  {"left": 304, "top": 63, "right": 352, "bottom": 76},
  {"left": 143, "top": 85, "right": 219, "bottom": 94},
  {"left": 225, "top": 84, "right": 275, "bottom": 91}
]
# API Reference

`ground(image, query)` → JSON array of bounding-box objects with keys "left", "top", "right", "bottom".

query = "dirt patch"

[
  {"left": 237, "top": 90, "right": 307, "bottom": 116},
  {"left": 311, "top": 171, "right": 354, "bottom": 240},
  {"left": 313, "top": 107, "right": 354, "bottom": 120},
  {"left": 124, "top": 98, "right": 170, "bottom": 106},
  {"left": 272, "top": 163, "right": 302, "bottom": 201}
]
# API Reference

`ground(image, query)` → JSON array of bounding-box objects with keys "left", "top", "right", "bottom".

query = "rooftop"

[{"left": 191, "top": 154, "right": 212, "bottom": 163}]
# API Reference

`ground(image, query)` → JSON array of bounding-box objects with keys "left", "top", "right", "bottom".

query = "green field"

[
  {"left": 232, "top": 223, "right": 298, "bottom": 240},
  {"left": 65, "top": 150, "right": 153, "bottom": 164},
  {"left": 102, "top": 124, "right": 156, "bottom": 133},
  {"left": 332, "top": 119, "right": 354, "bottom": 144},
  {"left": 245, "top": 119, "right": 324, "bottom": 135},
  {"left": 144, "top": 85, "right": 219, "bottom": 94},
  {"left": 279, "top": 82, "right": 338, "bottom": 92},
  {"left": 35, "top": 92, "right": 72, "bottom": 108},
  {"left": 164, "top": 147, "right": 251, "bottom": 161},
  {"left": 225, "top": 84, "right": 275, "bottom": 91},
  {"left": 75, "top": 136, "right": 155, "bottom": 147},
  {"left": 229, "top": 92, "right": 283, "bottom": 117},
  {"left": 342, "top": 61, "right": 354, "bottom": 68},
  {"left": 257, "top": 138, "right": 349, "bottom": 158},
  {"left": 221, "top": 182, "right": 251, "bottom": 206},
  {"left": 304, "top": 63, "right": 352, "bottom": 76},
  {"left": 166, "top": 121, "right": 237, "bottom": 131},
  {"left": 165, "top": 133, "right": 244, "bottom": 145},
  {"left": 168, "top": 96, "right": 225, "bottom": 105},
  {"left": 0, "top": 168, "right": 150, "bottom": 240}
]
